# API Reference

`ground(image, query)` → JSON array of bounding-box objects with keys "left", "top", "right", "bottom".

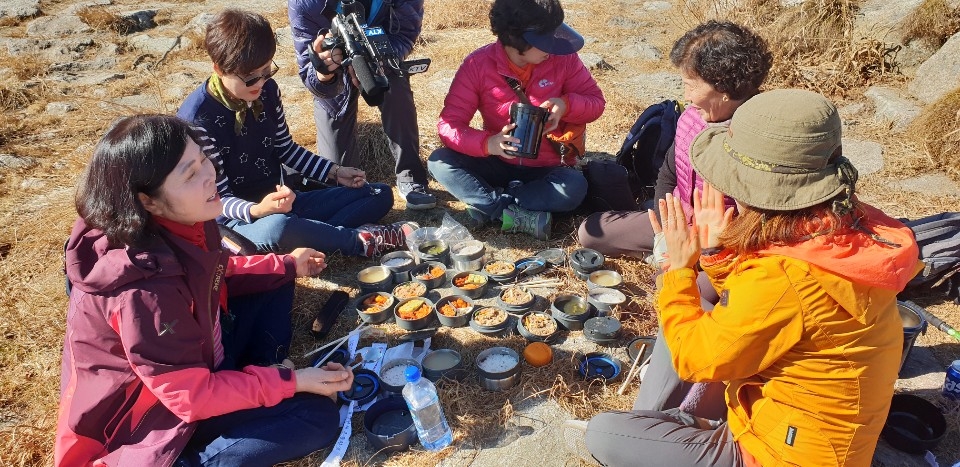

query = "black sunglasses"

[{"left": 238, "top": 61, "right": 280, "bottom": 87}]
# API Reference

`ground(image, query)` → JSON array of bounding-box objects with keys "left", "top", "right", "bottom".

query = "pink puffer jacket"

[
  {"left": 437, "top": 42, "right": 605, "bottom": 167},
  {"left": 672, "top": 106, "right": 736, "bottom": 221}
]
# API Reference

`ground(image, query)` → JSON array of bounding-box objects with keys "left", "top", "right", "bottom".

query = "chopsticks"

[
  {"left": 303, "top": 322, "right": 367, "bottom": 358},
  {"left": 496, "top": 278, "right": 564, "bottom": 289},
  {"left": 617, "top": 344, "right": 650, "bottom": 395}
]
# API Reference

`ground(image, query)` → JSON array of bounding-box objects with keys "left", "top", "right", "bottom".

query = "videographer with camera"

[
  {"left": 289, "top": 0, "right": 436, "bottom": 210},
  {"left": 426, "top": 0, "right": 605, "bottom": 240}
]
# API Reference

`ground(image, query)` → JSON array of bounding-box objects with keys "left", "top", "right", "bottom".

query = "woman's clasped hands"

[{"left": 647, "top": 182, "right": 734, "bottom": 271}]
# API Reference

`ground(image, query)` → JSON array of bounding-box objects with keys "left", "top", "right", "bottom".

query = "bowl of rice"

[
  {"left": 586, "top": 287, "right": 627, "bottom": 317},
  {"left": 475, "top": 346, "right": 521, "bottom": 391},
  {"left": 380, "top": 250, "right": 417, "bottom": 283},
  {"left": 378, "top": 358, "right": 423, "bottom": 394}
]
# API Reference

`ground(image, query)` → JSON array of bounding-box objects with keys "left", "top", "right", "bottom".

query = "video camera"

[{"left": 312, "top": 0, "right": 431, "bottom": 106}]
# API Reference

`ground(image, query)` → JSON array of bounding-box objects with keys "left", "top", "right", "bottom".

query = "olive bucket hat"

[{"left": 690, "top": 89, "right": 858, "bottom": 212}]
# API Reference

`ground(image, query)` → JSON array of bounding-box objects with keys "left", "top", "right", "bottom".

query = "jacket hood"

[
  {"left": 65, "top": 218, "right": 182, "bottom": 295},
  {"left": 759, "top": 203, "right": 921, "bottom": 322}
]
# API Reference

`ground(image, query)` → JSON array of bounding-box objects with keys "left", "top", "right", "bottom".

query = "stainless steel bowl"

[{"left": 357, "top": 265, "right": 393, "bottom": 294}]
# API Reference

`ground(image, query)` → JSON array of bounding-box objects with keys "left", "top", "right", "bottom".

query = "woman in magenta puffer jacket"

[{"left": 427, "top": 0, "right": 605, "bottom": 240}]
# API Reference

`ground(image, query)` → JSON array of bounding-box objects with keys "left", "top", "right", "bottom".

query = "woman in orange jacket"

[{"left": 574, "top": 89, "right": 921, "bottom": 466}]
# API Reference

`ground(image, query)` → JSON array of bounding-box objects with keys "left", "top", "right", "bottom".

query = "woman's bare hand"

[
  {"left": 294, "top": 362, "right": 354, "bottom": 398},
  {"left": 692, "top": 183, "right": 734, "bottom": 249},
  {"left": 486, "top": 124, "right": 521, "bottom": 158},
  {"left": 250, "top": 185, "right": 296, "bottom": 218},
  {"left": 289, "top": 248, "right": 327, "bottom": 277},
  {"left": 540, "top": 97, "right": 567, "bottom": 133},
  {"left": 658, "top": 193, "right": 701, "bottom": 271}
]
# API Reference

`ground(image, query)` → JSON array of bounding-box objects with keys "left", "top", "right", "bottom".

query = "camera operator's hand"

[
  {"left": 540, "top": 97, "right": 567, "bottom": 133},
  {"left": 486, "top": 123, "right": 520, "bottom": 159},
  {"left": 312, "top": 32, "right": 343, "bottom": 82},
  {"left": 346, "top": 65, "right": 361, "bottom": 89}
]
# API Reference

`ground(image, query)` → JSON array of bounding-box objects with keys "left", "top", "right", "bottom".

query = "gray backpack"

[{"left": 903, "top": 212, "right": 960, "bottom": 302}]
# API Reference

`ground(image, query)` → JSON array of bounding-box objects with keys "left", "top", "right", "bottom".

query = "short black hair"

[
  {"left": 204, "top": 9, "right": 277, "bottom": 75},
  {"left": 76, "top": 115, "right": 200, "bottom": 247},
  {"left": 670, "top": 21, "right": 772, "bottom": 100},
  {"left": 490, "top": 0, "right": 564, "bottom": 52}
]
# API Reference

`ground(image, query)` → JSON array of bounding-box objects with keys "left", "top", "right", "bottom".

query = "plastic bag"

[{"left": 405, "top": 211, "right": 473, "bottom": 253}]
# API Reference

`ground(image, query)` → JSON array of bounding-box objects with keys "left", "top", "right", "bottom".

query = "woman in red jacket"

[
  {"left": 56, "top": 115, "right": 353, "bottom": 466},
  {"left": 427, "top": 0, "right": 605, "bottom": 240}
]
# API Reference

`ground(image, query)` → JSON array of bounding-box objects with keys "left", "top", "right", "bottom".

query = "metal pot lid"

[
  {"left": 627, "top": 336, "right": 657, "bottom": 363},
  {"left": 514, "top": 256, "right": 547, "bottom": 277},
  {"left": 340, "top": 369, "right": 380, "bottom": 403},
  {"left": 579, "top": 353, "right": 621, "bottom": 380},
  {"left": 535, "top": 248, "right": 566, "bottom": 266},
  {"left": 570, "top": 248, "right": 604, "bottom": 270},
  {"left": 584, "top": 316, "right": 621, "bottom": 338}
]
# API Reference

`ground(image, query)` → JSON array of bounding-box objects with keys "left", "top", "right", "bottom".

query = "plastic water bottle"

[{"left": 401, "top": 366, "right": 453, "bottom": 451}]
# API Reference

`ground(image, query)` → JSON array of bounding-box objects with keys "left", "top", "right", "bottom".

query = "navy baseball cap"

[{"left": 522, "top": 23, "right": 584, "bottom": 55}]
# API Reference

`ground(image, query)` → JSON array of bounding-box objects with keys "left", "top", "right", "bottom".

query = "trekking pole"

[{"left": 914, "top": 304, "right": 960, "bottom": 342}]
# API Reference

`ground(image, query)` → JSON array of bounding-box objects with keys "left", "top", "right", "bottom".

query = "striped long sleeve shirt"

[{"left": 178, "top": 78, "right": 334, "bottom": 223}]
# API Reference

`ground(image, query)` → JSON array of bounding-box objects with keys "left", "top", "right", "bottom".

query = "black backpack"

[
  {"left": 901, "top": 212, "right": 960, "bottom": 302},
  {"left": 615, "top": 100, "right": 681, "bottom": 200}
]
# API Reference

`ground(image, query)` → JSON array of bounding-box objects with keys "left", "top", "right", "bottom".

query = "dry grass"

[
  {"left": 901, "top": 0, "right": 960, "bottom": 49},
  {"left": 2, "top": 0, "right": 960, "bottom": 466},
  {"left": 681, "top": 0, "right": 897, "bottom": 97},
  {"left": 76, "top": 6, "right": 138, "bottom": 35},
  {"left": 906, "top": 88, "right": 960, "bottom": 181},
  {"left": 423, "top": 0, "right": 491, "bottom": 31}
]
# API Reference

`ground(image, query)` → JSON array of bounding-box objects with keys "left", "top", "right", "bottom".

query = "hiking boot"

[
  {"left": 397, "top": 182, "right": 436, "bottom": 210},
  {"left": 357, "top": 221, "right": 419, "bottom": 257},
  {"left": 465, "top": 206, "right": 490, "bottom": 228},
  {"left": 501, "top": 204, "right": 551, "bottom": 240},
  {"left": 563, "top": 419, "right": 600, "bottom": 465},
  {"left": 506, "top": 180, "right": 524, "bottom": 196}
]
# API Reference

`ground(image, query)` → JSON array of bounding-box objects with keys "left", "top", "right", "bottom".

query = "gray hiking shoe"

[
  {"left": 563, "top": 419, "right": 600, "bottom": 465},
  {"left": 397, "top": 182, "right": 436, "bottom": 210},
  {"left": 501, "top": 204, "right": 551, "bottom": 240}
]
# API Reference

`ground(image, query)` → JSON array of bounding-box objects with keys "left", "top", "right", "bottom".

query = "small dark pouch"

[{"left": 310, "top": 291, "right": 350, "bottom": 339}]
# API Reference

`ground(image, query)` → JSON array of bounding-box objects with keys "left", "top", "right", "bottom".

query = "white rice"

[
  {"left": 455, "top": 244, "right": 482, "bottom": 256},
  {"left": 381, "top": 365, "right": 410, "bottom": 386},
  {"left": 478, "top": 353, "right": 517, "bottom": 373},
  {"left": 590, "top": 291, "right": 624, "bottom": 304},
  {"left": 383, "top": 257, "right": 412, "bottom": 267}
]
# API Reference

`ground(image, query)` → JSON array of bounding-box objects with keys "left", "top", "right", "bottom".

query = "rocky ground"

[{"left": 1, "top": 0, "right": 960, "bottom": 465}]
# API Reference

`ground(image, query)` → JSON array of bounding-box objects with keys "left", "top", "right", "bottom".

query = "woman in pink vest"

[{"left": 577, "top": 21, "right": 771, "bottom": 418}]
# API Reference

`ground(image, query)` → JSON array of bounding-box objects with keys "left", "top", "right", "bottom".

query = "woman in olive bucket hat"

[{"left": 571, "top": 89, "right": 922, "bottom": 466}]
